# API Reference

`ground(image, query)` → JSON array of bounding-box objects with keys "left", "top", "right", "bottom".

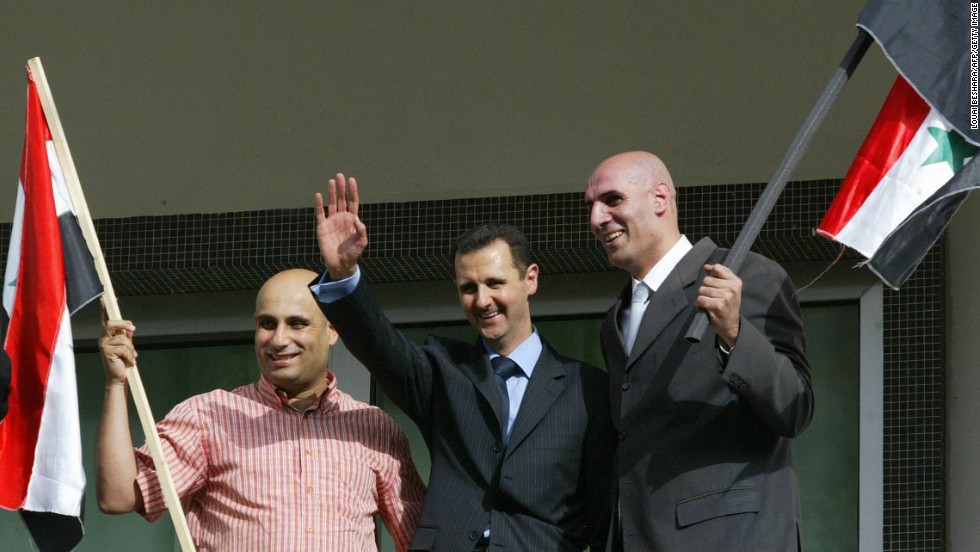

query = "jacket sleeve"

[
  {"left": 720, "top": 255, "right": 813, "bottom": 438},
  {"left": 315, "top": 273, "right": 437, "bottom": 439}
]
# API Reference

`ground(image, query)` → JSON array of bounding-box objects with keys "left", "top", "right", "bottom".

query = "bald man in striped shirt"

[{"left": 96, "top": 269, "right": 425, "bottom": 551}]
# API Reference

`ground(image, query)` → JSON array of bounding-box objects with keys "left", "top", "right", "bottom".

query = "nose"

[
  {"left": 270, "top": 324, "right": 290, "bottom": 347},
  {"left": 590, "top": 202, "right": 609, "bottom": 233},
  {"left": 474, "top": 286, "right": 493, "bottom": 309}
]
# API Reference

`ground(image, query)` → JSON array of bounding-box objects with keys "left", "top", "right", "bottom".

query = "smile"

[
  {"left": 268, "top": 352, "right": 298, "bottom": 366},
  {"left": 604, "top": 231, "right": 624, "bottom": 243}
]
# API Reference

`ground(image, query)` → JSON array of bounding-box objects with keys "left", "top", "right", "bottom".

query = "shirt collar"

[
  {"left": 257, "top": 370, "right": 340, "bottom": 413},
  {"left": 636, "top": 235, "right": 693, "bottom": 292},
  {"left": 484, "top": 329, "right": 542, "bottom": 379}
]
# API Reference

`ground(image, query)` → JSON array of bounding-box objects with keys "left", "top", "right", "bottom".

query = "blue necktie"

[{"left": 491, "top": 356, "right": 521, "bottom": 444}]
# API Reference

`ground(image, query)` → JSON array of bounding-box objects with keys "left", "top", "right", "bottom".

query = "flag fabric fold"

[
  {"left": 0, "top": 68, "right": 103, "bottom": 552},
  {"left": 0, "top": 309, "right": 10, "bottom": 423},
  {"left": 817, "top": 0, "right": 979, "bottom": 289},
  {"left": 856, "top": 0, "right": 979, "bottom": 147},
  {"left": 868, "top": 156, "right": 980, "bottom": 288}
]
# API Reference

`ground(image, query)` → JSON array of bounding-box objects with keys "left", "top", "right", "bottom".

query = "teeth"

[
  {"left": 605, "top": 231, "right": 623, "bottom": 243},
  {"left": 481, "top": 311, "right": 499, "bottom": 319}
]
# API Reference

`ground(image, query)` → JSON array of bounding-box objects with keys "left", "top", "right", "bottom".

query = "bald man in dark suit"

[{"left": 586, "top": 152, "right": 813, "bottom": 551}]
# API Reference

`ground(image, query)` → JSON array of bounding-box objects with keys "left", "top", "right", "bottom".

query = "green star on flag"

[{"left": 923, "top": 127, "right": 979, "bottom": 173}]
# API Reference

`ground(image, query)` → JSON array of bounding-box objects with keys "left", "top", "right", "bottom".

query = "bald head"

[
  {"left": 254, "top": 269, "right": 337, "bottom": 397},
  {"left": 256, "top": 269, "right": 322, "bottom": 312},
  {"left": 585, "top": 151, "right": 681, "bottom": 279},
  {"left": 588, "top": 151, "right": 675, "bottom": 198}
]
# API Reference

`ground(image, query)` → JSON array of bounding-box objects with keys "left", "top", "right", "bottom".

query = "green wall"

[{"left": 797, "top": 303, "right": 860, "bottom": 551}]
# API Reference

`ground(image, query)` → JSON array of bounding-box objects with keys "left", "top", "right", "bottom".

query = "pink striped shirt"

[{"left": 134, "top": 371, "right": 425, "bottom": 551}]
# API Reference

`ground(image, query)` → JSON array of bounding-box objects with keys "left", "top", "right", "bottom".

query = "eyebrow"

[
  {"left": 586, "top": 190, "right": 619, "bottom": 204},
  {"left": 254, "top": 314, "right": 313, "bottom": 323}
]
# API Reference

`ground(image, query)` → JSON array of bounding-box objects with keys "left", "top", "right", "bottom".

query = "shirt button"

[
  {"left": 622, "top": 381, "right": 631, "bottom": 391},
  {"left": 468, "top": 530, "right": 479, "bottom": 541},
  {"left": 492, "top": 442, "right": 503, "bottom": 453},
  {"left": 306, "top": 486, "right": 313, "bottom": 494},
  {"left": 307, "top": 526, "right": 313, "bottom": 533}
]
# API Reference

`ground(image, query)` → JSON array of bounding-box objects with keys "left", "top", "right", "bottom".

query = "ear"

[
  {"left": 325, "top": 320, "right": 340, "bottom": 346},
  {"left": 652, "top": 181, "right": 671, "bottom": 215},
  {"left": 524, "top": 263, "right": 540, "bottom": 296}
]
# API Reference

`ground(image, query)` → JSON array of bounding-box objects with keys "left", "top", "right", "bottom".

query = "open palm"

[{"left": 315, "top": 173, "right": 368, "bottom": 280}]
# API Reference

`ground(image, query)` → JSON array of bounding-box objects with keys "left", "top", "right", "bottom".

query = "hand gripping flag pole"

[
  {"left": 27, "top": 57, "right": 198, "bottom": 552},
  {"left": 685, "top": 30, "right": 873, "bottom": 342}
]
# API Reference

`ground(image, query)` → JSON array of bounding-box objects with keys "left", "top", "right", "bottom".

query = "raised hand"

[{"left": 315, "top": 173, "right": 369, "bottom": 280}]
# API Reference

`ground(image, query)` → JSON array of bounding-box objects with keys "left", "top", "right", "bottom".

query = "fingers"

[
  {"left": 347, "top": 176, "right": 359, "bottom": 214},
  {"left": 104, "top": 319, "right": 136, "bottom": 339},
  {"left": 326, "top": 173, "right": 359, "bottom": 218},
  {"left": 333, "top": 173, "right": 348, "bottom": 214},
  {"left": 327, "top": 178, "right": 338, "bottom": 217},
  {"left": 698, "top": 264, "right": 740, "bottom": 296},
  {"left": 100, "top": 320, "right": 138, "bottom": 368},
  {"left": 697, "top": 264, "right": 742, "bottom": 344},
  {"left": 314, "top": 192, "right": 326, "bottom": 223},
  {"left": 704, "top": 263, "right": 736, "bottom": 280}
]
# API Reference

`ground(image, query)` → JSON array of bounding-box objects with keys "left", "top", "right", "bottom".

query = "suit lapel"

[
  {"left": 601, "top": 283, "right": 630, "bottom": 368},
  {"left": 504, "top": 345, "right": 567, "bottom": 456},
  {"left": 626, "top": 238, "right": 719, "bottom": 369},
  {"left": 460, "top": 343, "right": 509, "bottom": 441}
]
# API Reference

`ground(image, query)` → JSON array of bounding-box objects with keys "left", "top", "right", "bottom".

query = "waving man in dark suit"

[
  {"left": 311, "top": 174, "right": 615, "bottom": 552},
  {"left": 585, "top": 152, "right": 814, "bottom": 551}
]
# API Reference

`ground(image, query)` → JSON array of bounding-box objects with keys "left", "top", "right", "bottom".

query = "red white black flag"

[
  {"left": 0, "top": 68, "right": 103, "bottom": 551},
  {"left": 817, "top": 0, "right": 979, "bottom": 289}
]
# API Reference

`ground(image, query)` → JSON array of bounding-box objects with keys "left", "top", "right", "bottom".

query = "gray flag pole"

[{"left": 686, "top": 29, "right": 873, "bottom": 342}]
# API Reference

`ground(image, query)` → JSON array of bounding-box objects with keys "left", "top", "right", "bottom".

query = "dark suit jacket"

[
  {"left": 602, "top": 238, "right": 813, "bottom": 552},
  {"left": 318, "top": 276, "right": 615, "bottom": 552}
]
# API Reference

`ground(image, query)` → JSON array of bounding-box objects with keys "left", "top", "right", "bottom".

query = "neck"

[
  {"left": 632, "top": 234, "right": 682, "bottom": 280},
  {"left": 490, "top": 326, "right": 534, "bottom": 357},
  {"left": 285, "top": 378, "right": 329, "bottom": 411}
]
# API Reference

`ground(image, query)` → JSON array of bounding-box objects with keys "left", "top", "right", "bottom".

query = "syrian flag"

[
  {"left": 816, "top": 0, "right": 980, "bottom": 289},
  {"left": 0, "top": 69, "right": 103, "bottom": 550}
]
